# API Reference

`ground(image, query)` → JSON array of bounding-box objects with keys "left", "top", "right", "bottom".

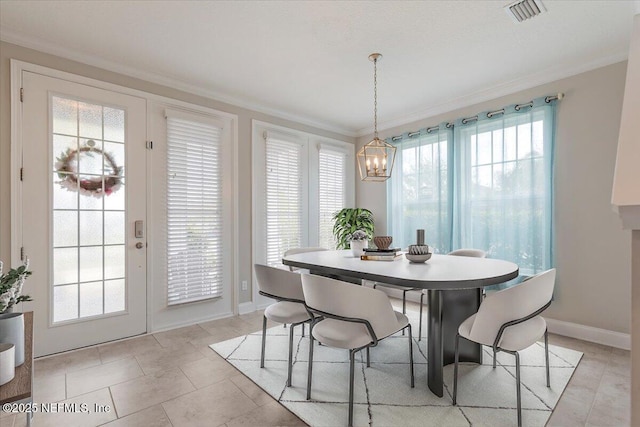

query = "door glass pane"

[
  {"left": 80, "top": 281, "right": 103, "bottom": 317},
  {"left": 53, "top": 284, "right": 78, "bottom": 322},
  {"left": 104, "top": 107, "right": 125, "bottom": 142},
  {"left": 53, "top": 211, "right": 78, "bottom": 247},
  {"left": 53, "top": 247, "right": 78, "bottom": 285},
  {"left": 79, "top": 246, "right": 103, "bottom": 283},
  {"left": 79, "top": 211, "right": 103, "bottom": 246},
  {"left": 51, "top": 96, "right": 127, "bottom": 323},
  {"left": 105, "top": 279, "right": 125, "bottom": 313},
  {"left": 104, "top": 245, "right": 125, "bottom": 280}
]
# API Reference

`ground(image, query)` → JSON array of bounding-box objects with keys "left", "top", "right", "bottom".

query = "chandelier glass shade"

[{"left": 357, "top": 53, "right": 396, "bottom": 181}]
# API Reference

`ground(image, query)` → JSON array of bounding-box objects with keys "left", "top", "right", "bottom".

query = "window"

[
  {"left": 166, "top": 111, "right": 224, "bottom": 305},
  {"left": 388, "top": 99, "right": 556, "bottom": 275},
  {"left": 253, "top": 121, "right": 354, "bottom": 270},
  {"left": 318, "top": 146, "right": 348, "bottom": 250},
  {"left": 264, "top": 135, "right": 304, "bottom": 267},
  {"left": 388, "top": 128, "right": 452, "bottom": 254}
]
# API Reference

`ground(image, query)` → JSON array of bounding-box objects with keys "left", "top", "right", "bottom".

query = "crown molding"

[
  {"left": 1, "top": 27, "right": 628, "bottom": 140},
  {"left": 356, "top": 50, "right": 629, "bottom": 137},
  {"left": 0, "top": 28, "right": 358, "bottom": 138}
]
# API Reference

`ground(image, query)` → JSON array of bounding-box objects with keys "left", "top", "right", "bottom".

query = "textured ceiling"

[{"left": 1, "top": 1, "right": 637, "bottom": 136}]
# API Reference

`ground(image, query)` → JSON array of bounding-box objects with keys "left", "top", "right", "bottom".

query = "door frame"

[{"left": 10, "top": 60, "right": 240, "bottom": 333}]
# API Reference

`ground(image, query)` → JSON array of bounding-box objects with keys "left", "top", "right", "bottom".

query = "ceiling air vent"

[{"left": 505, "top": 0, "right": 546, "bottom": 22}]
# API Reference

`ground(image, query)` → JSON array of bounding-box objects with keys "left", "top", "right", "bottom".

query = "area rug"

[{"left": 210, "top": 311, "right": 582, "bottom": 427}]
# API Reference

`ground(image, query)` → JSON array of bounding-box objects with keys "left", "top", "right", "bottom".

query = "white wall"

[{"left": 357, "top": 62, "right": 632, "bottom": 335}]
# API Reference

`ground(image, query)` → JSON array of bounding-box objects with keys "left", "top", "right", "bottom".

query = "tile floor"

[{"left": 0, "top": 300, "right": 631, "bottom": 427}]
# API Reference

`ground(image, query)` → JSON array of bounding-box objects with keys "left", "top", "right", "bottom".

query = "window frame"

[{"left": 251, "top": 120, "right": 354, "bottom": 307}]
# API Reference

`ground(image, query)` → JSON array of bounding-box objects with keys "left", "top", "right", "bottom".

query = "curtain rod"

[{"left": 390, "top": 92, "right": 564, "bottom": 142}]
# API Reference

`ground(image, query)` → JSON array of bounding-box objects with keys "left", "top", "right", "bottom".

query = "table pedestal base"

[{"left": 427, "top": 288, "right": 483, "bottom": 397}]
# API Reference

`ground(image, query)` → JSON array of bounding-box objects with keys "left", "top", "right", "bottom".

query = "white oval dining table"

[{"left": 283, "top": 249, "right": 519, "bottom": 397}]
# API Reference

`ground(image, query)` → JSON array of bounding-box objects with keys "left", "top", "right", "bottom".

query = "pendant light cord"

[{"left": 373, "top": 57, "right": 378, "bottom": 140}]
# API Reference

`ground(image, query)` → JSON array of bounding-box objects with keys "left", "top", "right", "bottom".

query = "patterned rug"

[{"left": 210, "top": 312, "right": 582, "bottom": 427}]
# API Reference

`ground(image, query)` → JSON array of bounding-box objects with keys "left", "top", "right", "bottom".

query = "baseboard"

[
  {"left": 545, "top": 318, "right": 631, "bottom": 350},
  {"left": 238, "top": 301, "right": 256, "bottom": 315},
  {"left": 151, "top": 311, "right": 234, "bottom": 333}
]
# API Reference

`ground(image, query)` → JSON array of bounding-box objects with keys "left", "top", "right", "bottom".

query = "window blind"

[
  {"left": 318, "top": 147, "right": 346, "bottom": 249},
  {"left": 265, "top": 134, "right": 303, "bottom": 266},
  {"left": 166, "top": 113, "right": 224, "bottom": 305}
]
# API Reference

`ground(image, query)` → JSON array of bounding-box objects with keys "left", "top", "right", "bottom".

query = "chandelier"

[{"left": 357, "top": 53, "right": 396, "bottom": 182}]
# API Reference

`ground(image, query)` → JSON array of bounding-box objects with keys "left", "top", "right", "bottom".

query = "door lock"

[{"left": 134, "top": 220, "right": 144, "bottom": 238}]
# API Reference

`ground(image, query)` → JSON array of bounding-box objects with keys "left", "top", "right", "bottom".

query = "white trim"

[
  {"left": 10, "top": 60, "right": 23, "bottom": 266},
  {"left": 238, "top": 302, "right": 256, "bottom": 316},
  {"left": 356, "top": 51, "right": 629, "bottom": 137},
  {"left": 150, "top": 311, "right": 234, "bottom": 334},
  {"left": 1, "top": 29, "right": 356, "bottom": 138},
  {"left": 545, "top": 317, "right": 631, "bottom": 350},
  {"left": 2, "top": 28, "right": 628, "bottom": 139}
]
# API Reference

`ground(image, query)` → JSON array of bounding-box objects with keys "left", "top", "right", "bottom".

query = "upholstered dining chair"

[
  {"left": 409, "top": 249, "right": 487, "bottom": 341},
  {"left": 302, "top": 274, "right": 414, "bottom": 427},
  {"left": 283, "top": 247, "right": 327, "bottom": 272},
  {"left": 254, "top": 264, "right": 314, "bottom": 387},
  {"left": 452, "top": 268, "right": 556, "bottom": 427}
]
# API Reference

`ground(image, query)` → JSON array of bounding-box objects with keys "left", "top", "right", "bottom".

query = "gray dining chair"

[
  {"left": 254, "top": 264, "right": 314, "bottom": 387},
  {"left": 452, "top": 268, "right": 556, "bottom": 427},
  {"left": 302, "top": 273, "right": 414, "bottom": 427}
]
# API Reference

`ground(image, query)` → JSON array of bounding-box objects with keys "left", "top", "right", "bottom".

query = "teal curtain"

[
  {"left": 387, "top": 124, "right": 453, "bottom": 253},
  {"left": 388, "top": 97, "right": 557, "bottom": 275}
]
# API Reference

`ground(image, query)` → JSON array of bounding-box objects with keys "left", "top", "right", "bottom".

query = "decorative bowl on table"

[
  {"left": 408, "top": 244, "right": 430, "bottom": 255},
  {"left": 406, "top": 253, "right": 432, "bottom": 263},
  {"left": 373, "top": 236, "right": 393, "bottom": 250}
]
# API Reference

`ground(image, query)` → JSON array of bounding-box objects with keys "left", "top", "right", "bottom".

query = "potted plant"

[
  {"left": 332, "top": 208, "right": 374, "bottom": 252},
  {"left": 0, "top": 260, "right": 32, "bottom": 367},
  {"left": 346, "top": 229, "right": 369, "bottom": 257}
]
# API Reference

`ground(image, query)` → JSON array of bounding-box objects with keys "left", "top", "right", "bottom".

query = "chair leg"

[
  {"left": 348, "top": 349, "right": 356, "bottom": 427},
  {"left": 515, "top": 351, "right": 522, "bottom": 427},
  {"left": 493, "top": 348, "right": 497, "bottom": 369},
  {"left": 418, "top": 292, "right": 424, "bottom": 342},
  {"left": 407, "top": 324, "right": 415, "bottom": 388},
  {"left": 302, "top": 322, "right": 305, "bottom": 337},
  {"left": 260, "top": 315, "right": 267, "bottom": 368},
  {"left": 545, "top": 328, "right": 550, "bottom": 387},
  {"left": 366, "top": 346, "right": 370, "bottom": 367},
  {"left": 401, "top": 289, "right": 408, "bottom": 335},
  {"left": 287, "top": 322, "right": 295, "bottom": 387},
  {"left": 453, "top": 333, "right": 460, "bottom": 405},
  {"left": 306, "top": 328, "right": 314, "bottom": 400}
]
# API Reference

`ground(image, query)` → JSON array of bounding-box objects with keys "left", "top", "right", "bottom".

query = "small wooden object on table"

[{"left": 0, "top": 311, "right": 34, "bottom": 426}]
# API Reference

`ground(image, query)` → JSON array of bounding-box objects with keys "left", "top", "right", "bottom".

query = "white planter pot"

[
  {"left": 0, "top": 312, "right": 25, "bottom": 366},
  {"left": 0, "top": 343, "right": 16, "bottom": 385},
  {"left": 350, "top": 239, "right": 368, "bottom": 257}
]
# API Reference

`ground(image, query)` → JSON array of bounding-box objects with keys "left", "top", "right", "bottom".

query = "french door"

[{"left": 20, "top": 71, "right": 147, "bottom": 356}]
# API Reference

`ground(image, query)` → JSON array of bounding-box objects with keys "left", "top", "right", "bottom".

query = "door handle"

[{"left": 135, "top": 242, "right": 144, "bottom": 249}]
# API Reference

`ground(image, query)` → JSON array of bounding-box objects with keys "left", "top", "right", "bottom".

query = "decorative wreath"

[{"left": 55, "top": 141, "right": 123, "bottom": 198}]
